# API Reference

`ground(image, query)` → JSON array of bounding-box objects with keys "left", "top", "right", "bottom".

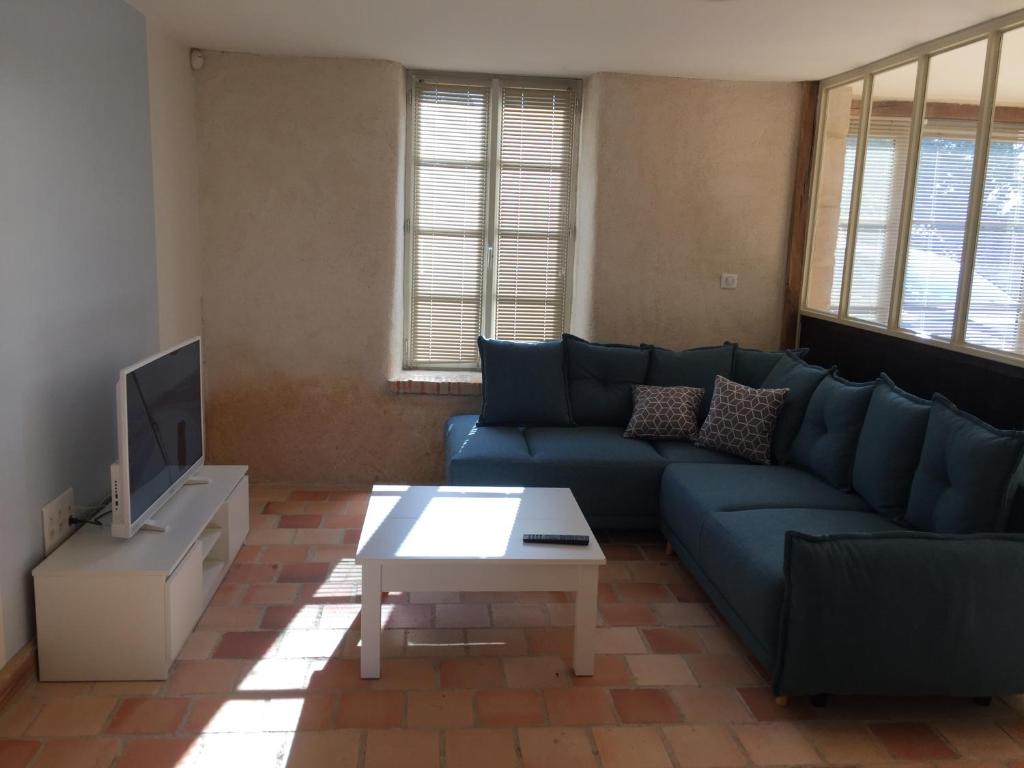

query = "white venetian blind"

[
  {"left": 965, "top": 133, "right": 1024, "bottom": 353},
  {"left": 847, "top": 119, "right": 910, "bottom": 325},
  {"left": 408, "top": 80, "right": 490, "bottom": 366},
  {"left": 494, "top": 86, "right": 576, "bottom": 340},
  {"left": 900, "top": 129, "right": 978, "bottom": 340}
]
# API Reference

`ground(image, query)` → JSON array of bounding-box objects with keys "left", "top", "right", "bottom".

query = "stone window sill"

[{"left": 389, "top": 371, "right": 482, "bottom": 396}]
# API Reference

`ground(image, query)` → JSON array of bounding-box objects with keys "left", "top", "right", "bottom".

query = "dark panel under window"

[{"left": 799, "top": 314, "right": 1024, "bottom": 429}]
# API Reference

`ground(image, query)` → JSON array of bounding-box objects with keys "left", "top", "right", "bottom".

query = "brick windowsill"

[{"left": 389, "top": 371, "right": 482, "bottom": 396}]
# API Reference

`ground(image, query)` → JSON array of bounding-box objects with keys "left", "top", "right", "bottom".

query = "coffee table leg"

[
  {"left": 361, "top": 563, "right": 382, "bottom": 679},
  {"left": 573, "top": 565, "right": 598, "bottom": 676}
]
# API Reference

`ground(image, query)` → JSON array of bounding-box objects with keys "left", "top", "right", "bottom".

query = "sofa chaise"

[{"left": 444, "top": 334, "right": 1024, "bottom": 699}]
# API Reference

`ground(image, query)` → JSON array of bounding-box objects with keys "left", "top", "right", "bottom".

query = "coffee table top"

[{"left": 355, "top": 485, "right": 606, "bottom": 565}]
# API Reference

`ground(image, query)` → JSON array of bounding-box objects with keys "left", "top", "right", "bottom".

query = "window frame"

[
  {"left": 402, "top": 70, "right": 583, "bottom": 371},
  {"left": 801, "top": 10, "right": 1024, "bottom": 368}
]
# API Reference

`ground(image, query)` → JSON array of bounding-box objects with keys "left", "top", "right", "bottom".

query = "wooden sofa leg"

[
  {"left": 664, "top": 541, "right": 673, "bottom": 556},
  {"left": 810, "top": 693, "right": 828, "bottom": 708},
  {"left": 774, "top": 696, "right": 788, "bottom": 706},
  {"left": 973, "top": 696, "right": 992, "bottom": 707}
]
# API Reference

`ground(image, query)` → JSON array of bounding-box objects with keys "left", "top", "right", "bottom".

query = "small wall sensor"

[
  {"left": 720, "top": 273, "right": 738, "bottom": 290},
  {"left": 190, "top": 49, "right": 205, "bottom": 71}
]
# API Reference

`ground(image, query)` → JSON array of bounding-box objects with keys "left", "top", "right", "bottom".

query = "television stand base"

[
  {"left": 33, "top": 466, "right": 249, "bottom": 681},
  {"left": 184, "top": 476, "right": 212, "bottom": 486},
  {"left": 140, "top": 520, "right": 168, "bottom": 533}
]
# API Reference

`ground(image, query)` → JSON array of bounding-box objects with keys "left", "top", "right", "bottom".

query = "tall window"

[
  {"left": 805, "top": 26, "right": 1024, "bottom": 362},
  {"left": 405, "top": 74, "right": 580, "bottom": 369}
]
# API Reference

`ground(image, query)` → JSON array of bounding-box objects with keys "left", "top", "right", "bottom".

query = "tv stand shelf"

[{"left": 32, "top": 465, "right": 249, "bottom": 681}]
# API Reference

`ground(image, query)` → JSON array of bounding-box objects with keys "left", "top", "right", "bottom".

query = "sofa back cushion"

[
  {"left": 564, "top": 334, "right": 650, "bottom": 426},
  {"left": 645, "top": 343, "right": 735, "bottom": 419},
  {"left": 761, "top": 352, "right": 832, "bottom": 464},
  {"left": 478, "top": 337, "right": 573, "bottom": 426},
  {"left": 695, "top": 375, "right": 788, "bottom": 464},
  {"left": 851, "top": 374, "right": 930, "bottom": 518},
  {"left": 904, "top": 394, "right": 1024, "bottom": 533},
  {"left": 731, "top": 346, "right": 809, "bottom": 388},
  {"left": 789, "top": 375, "right": 875, "bottom": 490}
]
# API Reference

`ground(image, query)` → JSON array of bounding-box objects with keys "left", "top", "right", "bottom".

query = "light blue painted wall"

[{"left": 0, "top": 0, "right": 159, "bottom": 663}]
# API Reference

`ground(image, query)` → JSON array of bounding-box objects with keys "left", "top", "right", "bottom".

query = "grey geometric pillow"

[
  {"left": 696, "top": 375, "right": 788, "bottom": 464},
  {"left": 624, "top": 385, "right": 704, "bottom": 440}
]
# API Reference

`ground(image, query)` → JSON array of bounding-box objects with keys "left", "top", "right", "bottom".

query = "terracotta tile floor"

[{"left": 3, "top": 485, "right": 1024, "bottom": 767}]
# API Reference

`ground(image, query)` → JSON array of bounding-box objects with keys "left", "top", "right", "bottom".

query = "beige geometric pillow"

[
  {"left": 624, "top": 385, "right": 704, "bottom": 441},
  {"left": 696, "top": 376, "right": 788, "bottom": 464}
]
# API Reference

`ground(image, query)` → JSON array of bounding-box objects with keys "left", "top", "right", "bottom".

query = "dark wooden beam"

[{"left": 780, "top": 81, "right": 819, "bottom": 349}]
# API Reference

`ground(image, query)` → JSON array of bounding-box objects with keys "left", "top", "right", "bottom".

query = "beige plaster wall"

[
  {"left": 577, "top": 73, "right": 803, "bottom": 350},
  {"left": 195, "top": 53, "right": 478, "bottom": 484},
  {"left": 148, "top": 22, "right": 203, "bottom": 347},
  {"left": 196, "top": 58, "right": 801, "bottom": 483}
]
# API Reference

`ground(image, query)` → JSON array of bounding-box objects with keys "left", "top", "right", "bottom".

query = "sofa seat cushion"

[
  {"left": 652, "top": 442, "right": 749, "bottom": 464},
  {"left": 446, "top": 416, "right": 531, "bottom": 461},
  {"left": 698, "top": 507, "right": 903, "bottom": 661},
  {"left": 446, "top": 421, "right": 667, "bottom": 528},
  {"left": 525, "top": 426, "right": 665, "bottom": 464},
  {"left": 660, "top": 463, "right": 869, "bottom": 556}
]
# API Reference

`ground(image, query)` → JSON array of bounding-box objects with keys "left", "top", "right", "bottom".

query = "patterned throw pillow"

[
  {"left": 696, "top": 376, "right": 789, "bottom": 464},
  {"left": 624, "top": 385, "right": 704, "bottom": 440}
]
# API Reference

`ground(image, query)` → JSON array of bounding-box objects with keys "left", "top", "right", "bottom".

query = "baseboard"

[{"left": 0, "top": 642, "right": 36, "bottom": 711}]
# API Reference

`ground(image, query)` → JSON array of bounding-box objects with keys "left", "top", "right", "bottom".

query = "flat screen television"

[{"left": 110, "top": 337, "right": 204, "bottom": 538}]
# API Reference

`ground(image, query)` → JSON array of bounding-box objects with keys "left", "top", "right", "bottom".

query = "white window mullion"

[
  {"left": 839, "top": 73, "right": 874, "bottom": 319},
  {"left": 887, "top": 56, "right": 929, "bottom": 330},
  {"left": 952, "top": 32, "right": 1002, "bottom": 343},
  {"left": 481, "top": 77, "right": 502, "bottom": 340}
]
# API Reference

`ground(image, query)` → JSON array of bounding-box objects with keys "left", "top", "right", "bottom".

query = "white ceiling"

[{"left": 128, "top": 0, "right": 1024, "bottom": 82}]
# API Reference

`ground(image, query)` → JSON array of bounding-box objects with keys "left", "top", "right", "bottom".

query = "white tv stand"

[{"left": 33, "top": 466, "right": 249, "bottom": 681}]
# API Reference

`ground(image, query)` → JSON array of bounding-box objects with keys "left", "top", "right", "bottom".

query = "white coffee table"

[{"left": 355, "top": 485, "right": 606, "bottom": 678}]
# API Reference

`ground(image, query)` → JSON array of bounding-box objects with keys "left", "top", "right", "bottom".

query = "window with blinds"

[
  {"left": 405, "top": 74, "right": 580, "bottom": 369},
  {"left": 804, "top": 25, "right": 1024, "bottom": 367},
  {"left": 900, "top": 131, "right": 978, "bottom": 340},
  {"left": 847, "top": 122, "right": 911, "bottom": 325},
  {"left": 965, "top": 134, "right": 1024, "bottom": 353}
]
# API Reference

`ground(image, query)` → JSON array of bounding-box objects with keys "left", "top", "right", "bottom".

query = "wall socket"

[
  {"left": 720, "top": 273, "right": 738, "bottom": 290},
  {"left": 42, "top": 488, "right": 74, "bottom": 556}
]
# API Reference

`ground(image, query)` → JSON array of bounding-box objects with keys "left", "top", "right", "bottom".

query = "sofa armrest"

[{"left": 775, "top": 531, "right": 1024, "bottom": 697}]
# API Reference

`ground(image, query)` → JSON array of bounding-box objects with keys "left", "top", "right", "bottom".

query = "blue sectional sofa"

[{"left": 445, "top": 335, "right": 1024, "bottom": 699}]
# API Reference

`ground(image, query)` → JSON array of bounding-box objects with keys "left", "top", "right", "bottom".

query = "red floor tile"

[
  {"left": 106, "top": 697, "right": 189, "bottom": 734},
  {"left": 476, "top": 689, "right": 546, "bottom": 726},
  {"left": 277, "top": 562, "right": 332, "bottom": 583},
  {"left": 279, "top": 514, "right": 322, "bottom": 529},
  {"left": 335, "top": 690, "right": 405, "bottom": 728},
  {"left": 871, "top": 722, "right": 960, "bottom": 760},
  {"left": 611, "top": 688, "right": 682, "bottom": 723}
]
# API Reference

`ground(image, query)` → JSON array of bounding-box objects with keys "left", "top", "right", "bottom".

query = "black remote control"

[{"left": 523, "top": 533, "right": 590, "bottom": 546}]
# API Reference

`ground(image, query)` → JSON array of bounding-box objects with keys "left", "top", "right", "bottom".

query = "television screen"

[{"left": 124, "top": 339, "right": 203, "bottom": 524}]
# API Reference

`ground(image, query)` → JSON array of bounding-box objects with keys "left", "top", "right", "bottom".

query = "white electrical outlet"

[
  {"left": 42, "top": 488, "right": 74, "bottom": 556},
  {"left": 720, "top": 273, "right": 738, "bottom": 290}
]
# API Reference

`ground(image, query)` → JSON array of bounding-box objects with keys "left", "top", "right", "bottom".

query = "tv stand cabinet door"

[
  {"left": 165, "top": 540, "right": 204, "bottom": 665},
  {"left": 35, "top": 572, "right": 167, "bottom": 681}
]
